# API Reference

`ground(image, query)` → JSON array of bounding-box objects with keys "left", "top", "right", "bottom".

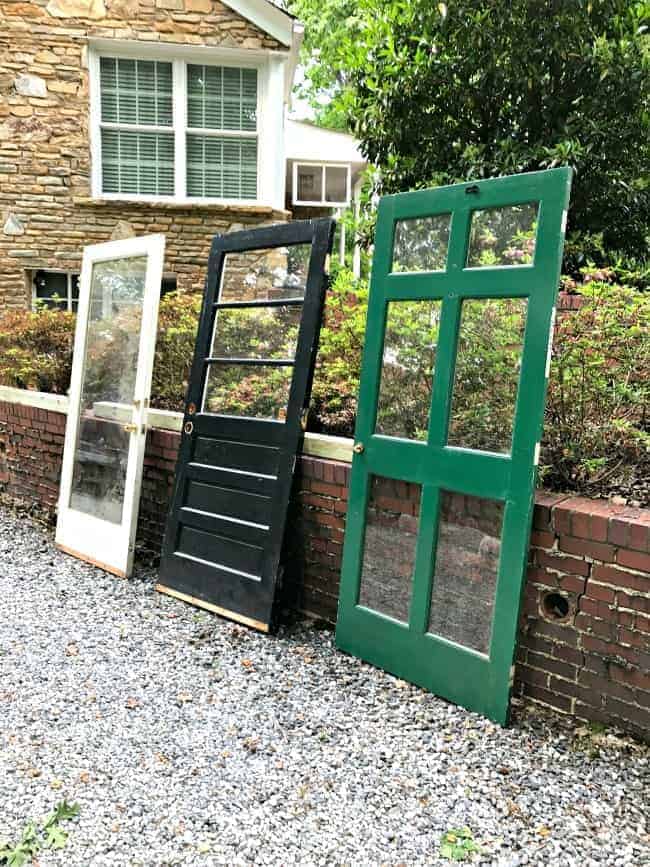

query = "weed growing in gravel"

[
  {"left": 0, "top": 801, "right": 79, "bottom": 866},
  {"left": 439, "top": 827, "right": 480, "bottom": 862}
]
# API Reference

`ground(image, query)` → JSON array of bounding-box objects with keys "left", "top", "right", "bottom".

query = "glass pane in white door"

[{"left": 68, "top": 256, "right": 147, "bottom": 523}]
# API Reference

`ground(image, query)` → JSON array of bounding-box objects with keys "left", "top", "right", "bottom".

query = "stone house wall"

[{"left": 0, "top": 0, "right": 289, "bottom": 309}]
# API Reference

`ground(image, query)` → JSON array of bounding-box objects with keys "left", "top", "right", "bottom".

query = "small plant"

[
  {"left": 439, "top": 827, "right": 480, "bottom": 862},
  {"left": 0, "top": 801, "right": 80, "bottom": 866}
]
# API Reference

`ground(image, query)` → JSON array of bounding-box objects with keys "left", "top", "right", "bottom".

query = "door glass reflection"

[
  {"left": 69, "top": 256, "right": 147, "bottom": 523},
  {"left": 203, "top": 363, "right": 292, "bottom": 420},
  {"left": 210, "top": 305, "right": 302, "bottom": 360},
  {"left": 357, "top": 475, "right": 421, "bottom": 623},
  {"left": 392, "top": 214, "right": 451, "bottom": 273},
  {"left": 467, "top": 202, "right": 538, "bottom": 267},
  {"left": 448, "top": 298, "right": 527, "bottom": 453},
  {"left": 428, "top": 491, "right": 503, "bottom": 654},
  {"left": 219, "top": 244, "right": 311, "bottom": 302},
  {"left": 375, "top": 300, "right": 441, "bottom": 440}
]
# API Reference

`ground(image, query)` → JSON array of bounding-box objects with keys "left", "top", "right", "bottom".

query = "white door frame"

[{"left": 56, "top": 234, "right": 165, "bottom": 578}]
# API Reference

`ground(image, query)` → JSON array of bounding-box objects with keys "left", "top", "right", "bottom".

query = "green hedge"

[{"left": 0, "top": 272, "right": 647, "bottom": 505}]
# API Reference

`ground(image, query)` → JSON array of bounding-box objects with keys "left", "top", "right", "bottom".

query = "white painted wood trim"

[
  {"left": 292, "top": 160, "right": 352, "bottom": 207},
  {"left": 55, "top": 235, "right": 165, "bottom": 578},
  {"left": 87, "top": 42, "right": 284, "bottom": 209},
  {"left": 0, "top": 385, "right": 69, "bottom": 413},
  {"left": 219, "top": 0, "right": 295, "bottom": 47},
  {"left": 0, "top": 388, "right": 353, "bottom": 462}
]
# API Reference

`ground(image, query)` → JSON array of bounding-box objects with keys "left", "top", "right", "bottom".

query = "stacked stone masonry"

[
  {"left": 0, "top": 398, "right": 648, "bottom": 740},
  {"left": 0, "top": 0, "right": 288, "bottom": 308}
]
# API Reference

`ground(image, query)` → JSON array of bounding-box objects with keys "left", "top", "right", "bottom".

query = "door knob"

[
  {"left": 353, "top": 442, "right": 365, "bottom": 454},
  {"left": 123, "top": 423, "right": 138, "bottom": 434}
]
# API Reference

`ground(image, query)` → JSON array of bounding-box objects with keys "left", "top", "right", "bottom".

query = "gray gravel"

[{"left": 0, "top": 506, "right": 648, "bottom": 867}]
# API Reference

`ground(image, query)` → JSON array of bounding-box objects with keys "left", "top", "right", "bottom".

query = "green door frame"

[{"left": 336, "top": 168, "right": 572, "bottom": 724}]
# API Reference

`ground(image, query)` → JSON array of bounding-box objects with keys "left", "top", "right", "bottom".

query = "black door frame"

[{"left": 157, "top": 218, "right": 335, "bottom": 631}]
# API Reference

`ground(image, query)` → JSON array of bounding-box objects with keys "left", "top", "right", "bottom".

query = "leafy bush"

[
  {"left": 0, "top": 305, "right": 75, "bottom": 393},
  {"left": 311, "top": 269, "right": 650, "bottom": 505},
  {"left": 0, "top": 271, "right": 647, "bottom": 504},
  {"left": 151, "top": 291, "right": 202, "bottom": 410}
]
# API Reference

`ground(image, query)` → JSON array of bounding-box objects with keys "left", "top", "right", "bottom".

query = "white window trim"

[
  {"left": 31, "top": 269, "right": 79, "bottom": 312},
  {"left": 292, "top": 161, "right": 352, "bottom": 208},
  {"left": 88, "top": 41, "right": 287, "bottom": 210}
]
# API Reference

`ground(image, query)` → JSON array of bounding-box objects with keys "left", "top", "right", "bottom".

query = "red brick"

[
  {"left": 610, "top": 664, "right": 650, "bottom": 692},
  {"left": 553, "top": 505, "right": 572, "bottom": 536},
  {"left": 575, "top": 613, "right": 616, "bottom": 640},
  {"left": 527, "top": 650, "right": 576, "bottom": 681},
  {"left": 559, "top": 535, "right": 616, "bottom": 563},
  {"left": 530, "top": 530, "right": 555, "bottom": 548},
  {"left": 585, "top": 581, "right": 616, "bottom": 603},
  {"left": 578, "top": 670, "right": 637, "bottom": 705},
  {"left": 593, "top": 564, "right": 647, "bottom": 593},
  {"left": 616, "top": 548, "right": 650, "bottom": 573},
  {"left": 526, "top": 566, "right": 558, "bottom": 589},
  {"left": 628, "top": 522, "right": 649, "bottom": 553},
  {"left": 571, "top": 510, "right": 591, "bottom": 539},
  {"left": 311, "top": 480, "right": 346, "bottom": 499},
  {"left": 578, "top": 597, "right": 611, "bottom": 619},
  {"left": 608, "top": 517, "right": 630, "bottom": 548},
  {"left": 618, "top": 628, "right": 646, "bottom": 649},
  {"left": 637, "top": 615, "right": 650, "bottom": 634},
  {"left": 522, "top": 682, "right": 572, "bottom": 713},
  {"left": 559, "top": 573, "right": 586, "bottom": 594},
  {"left": 553, "top": 643, "right": 584, "bottom": 666},
  {"left": 536, "top": 550, "right": 590, "bottom": 577},
  {"left": 617, "top": 592, "right": 649, "bottom": 614}
]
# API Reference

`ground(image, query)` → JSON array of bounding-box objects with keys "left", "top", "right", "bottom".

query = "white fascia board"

[{"left": 220, "top": 0, "right": 296, "bottom": 47}]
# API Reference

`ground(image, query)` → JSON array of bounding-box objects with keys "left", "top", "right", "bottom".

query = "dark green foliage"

[
  {"left": 289, "top": 0, "right": 650, "bottom": 265},
  {"left": 311, "top": 268, "right": 650, "bottom": 505}
]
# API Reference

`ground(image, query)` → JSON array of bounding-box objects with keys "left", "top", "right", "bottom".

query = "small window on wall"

[
  {"left": 293, "top": 163, "right": 351, "bottom": 207},
  {"left": 161, "top": 274, "right": 177, "bottom": 295},
  {"left": 32, "top": 270, "right": 80, "bottom": 311},
  {"left": 33, "top": 269, "right": 176, "bottom": 311}
]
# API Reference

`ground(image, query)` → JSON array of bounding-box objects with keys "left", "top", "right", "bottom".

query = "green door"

[{"left": 336, "top": 168, "right": 572, "bottom": 724}]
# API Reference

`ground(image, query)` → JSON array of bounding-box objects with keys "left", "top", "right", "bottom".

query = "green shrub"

[
  {"left": 0, "top": 272, "right": 647, "bottom": 504},
  {"left": 310, "top": 268, "right": 650, "bottom": 505},
  {"left": 0, "top": 306, "right": 75, "bottom": 393}
]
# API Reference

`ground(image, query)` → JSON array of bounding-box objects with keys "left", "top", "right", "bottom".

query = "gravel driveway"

[{"left": 0, "top": 507, "right": 648, "bottom": 867}]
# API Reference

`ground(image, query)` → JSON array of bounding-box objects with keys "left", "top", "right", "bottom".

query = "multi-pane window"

[
  {"left": 100, "top": 57, "right": 175, "bottom": 196},
  {"left": 97, "top": 55, "right": 259, "bottom": 201},
  {"left": 186, "top": 64, "right": 258, "bottom": 199},
  {"left": 293, "top": 163, "right": 350, "bottom": 207},
  {"left": 33, "top": 270, "right": 80, "bottom": 311}
]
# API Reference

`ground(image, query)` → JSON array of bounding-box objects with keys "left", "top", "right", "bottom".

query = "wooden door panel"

[{"left": 157, "top": 220, "right": 335, "bottom": 631}]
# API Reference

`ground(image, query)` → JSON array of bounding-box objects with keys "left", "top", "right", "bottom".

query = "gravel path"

[{"left": 0, "top": 507, "right": 648, "bottom": 867}]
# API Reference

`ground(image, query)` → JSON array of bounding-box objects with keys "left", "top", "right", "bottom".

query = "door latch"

[
  {"left": 353, "top": 442, "right": 365, "bottom": 454},
  {"left": 123, "top": 423, "right": 138, "bottom": 434}
]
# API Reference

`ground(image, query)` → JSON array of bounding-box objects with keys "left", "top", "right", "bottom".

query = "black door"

[{"left": 157, "top": 219, "right": 335, "bottom": 631}]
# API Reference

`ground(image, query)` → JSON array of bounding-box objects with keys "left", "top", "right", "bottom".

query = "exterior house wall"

[
  {"left": 0, "top": 0, "right": 289, "bottom": 309},
  {"left": 0, "top": 392, "right": 648, "bottom": 740}
]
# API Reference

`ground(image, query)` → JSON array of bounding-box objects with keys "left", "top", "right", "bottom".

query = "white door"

[{"left": 56, "top": 235, "right": 165, "bottom": 577}]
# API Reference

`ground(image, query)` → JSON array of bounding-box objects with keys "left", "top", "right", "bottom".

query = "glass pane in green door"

[
  {"left": 358, "top": 476, "right": 421, "bottom": 623},
  {"left": 428, "top": 492, "right": 504, "bottom": 654},
  {"left": 392, "top": 214, "right": 451, "bottom": 272},
  {"left": 466, "top": 202, "right": 539, "bottom": 267},
  {"left": 448, "top": 298, "right": 527, "bottom": 453},
  {"left": 375, "top": 300, "right": 441, "bottom": 440}
]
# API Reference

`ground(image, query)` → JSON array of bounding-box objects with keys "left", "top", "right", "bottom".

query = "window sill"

[{"left": 73, "top": 197, "right": 290, "bottom": 219}]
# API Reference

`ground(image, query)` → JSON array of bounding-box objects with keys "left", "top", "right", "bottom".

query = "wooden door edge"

[
  {"left": 155, "top": 583, "right": 270, "bottom": 633},
  {"left": 56, "top": 543, "right": 128, "bottom": 579}
]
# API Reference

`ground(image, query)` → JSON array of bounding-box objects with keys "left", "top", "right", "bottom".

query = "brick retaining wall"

[{"left": 1, "top": 397, "right": 648, "bottom": 739}]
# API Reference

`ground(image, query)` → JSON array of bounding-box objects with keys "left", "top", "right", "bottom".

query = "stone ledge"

[{"left": 72, "top": 197, "right": 290, "bottom": 219}]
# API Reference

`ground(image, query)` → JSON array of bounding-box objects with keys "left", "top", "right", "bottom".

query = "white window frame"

[
  {"left": 31, "top": 269, "right": 80, "bottom": 312},
  {"left": 88, "top": 40, "right": 288, "bottom": 209},
  {"left": 292, "top": 161, "right": 351, "bottom": 208}
]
